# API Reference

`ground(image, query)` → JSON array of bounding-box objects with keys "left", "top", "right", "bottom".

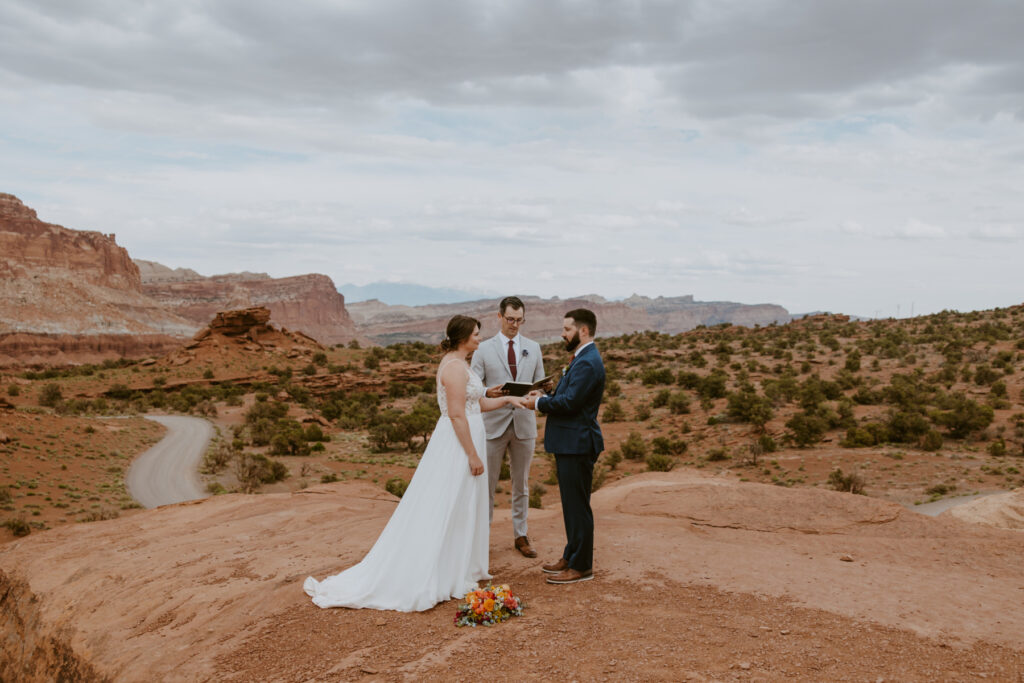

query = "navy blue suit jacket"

[{"left": 539, "top": 343, "right": 605, "bottom": 455}]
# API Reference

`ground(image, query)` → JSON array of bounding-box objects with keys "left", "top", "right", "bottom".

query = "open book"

[{"left": 501, "top": 374, "right": 557, "bottom": 397}]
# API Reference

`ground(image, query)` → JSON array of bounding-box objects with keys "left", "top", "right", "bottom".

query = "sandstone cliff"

[
  {"left": 348, "top": 294, "right": 791, "bottom": 345},
  {"left": 138, "top": 262, "right": 358, "bottom": 346},
  {"left": 0, "top": 194, "right": 194, "bottom": 363}
]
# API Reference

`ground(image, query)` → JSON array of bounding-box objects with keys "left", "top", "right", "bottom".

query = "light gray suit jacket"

[{"left": 471, "top": 333, "right": 545, "bottom": 440}]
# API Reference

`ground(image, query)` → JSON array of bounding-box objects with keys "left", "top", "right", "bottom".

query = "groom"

[
  {"left": 523, "top": 308, "right": 605, "bottom": 585},
  {"left": 470, "top": 296, "right": 547, "bottom": 558}
]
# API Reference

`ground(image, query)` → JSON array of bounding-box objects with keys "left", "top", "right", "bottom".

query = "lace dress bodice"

[{"left": 437, "top": 359, "right": 485, "bottom": 417}]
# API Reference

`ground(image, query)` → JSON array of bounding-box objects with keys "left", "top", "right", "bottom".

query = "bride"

[{"left": 304, "top": 315, "right": 526, "bottom": 612}]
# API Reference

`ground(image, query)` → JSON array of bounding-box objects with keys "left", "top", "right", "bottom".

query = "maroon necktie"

[{"left": 508, "top": 339, "right": 517, "bottom": 380}]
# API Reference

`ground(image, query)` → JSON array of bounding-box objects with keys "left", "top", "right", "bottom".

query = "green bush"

[
  {"left": 4, "top": 518, "right": 31, "bottom": 537},
  {"left": 933, "top": 394, "right": 994, "bottom": 439},
  {"left": 603, "top": 449, "right": 623, "bottom": 470},
  {"left": 645, "top": 453, "right": 675, "bottom": 472},
  {"left": 641, "top": 367, "right": 676, "bottom": 386},
  {"left": 38, "top": 383, "right": 62, "bottom": 407},
  {"left": 7, "top": 384, "right": 19, "bottom": 397},
  {"left": 385, "top": 477, "right": 409, "bottom": 498},
  {"left": 235, "top": 453, "right": 289, "bottom": 492},
  {"left": 529, "top": 483, "right": 546, "bottom": 509},
  {"left": 667, "top": 392, "right": 691, "bottom": 415},
  {"left": 602, "top": 399, "right": 625, "bottom": 423},
  {"left": 651, "top": 436, "right": 687, "bottom": 456},
  {"left": 706, "top": 448, "right": 729, "bottom": 462},
  {"left": 920, "top": 429, "right": 944, "bottom": 451},
  {"left": 785, "top": 412, "right": 829, "bottom": 447},
  {"left": 726, "top": 387, "right": 774, "bottom": 428},
  {"left": 620, "top": 431, "right": 648, "bottom": 460},
  {"left": 827, "top": 467, "right": 865, "bottom": 495},
  {"left": 988, "top": 439, "right": 1007, "bottom": 457}
]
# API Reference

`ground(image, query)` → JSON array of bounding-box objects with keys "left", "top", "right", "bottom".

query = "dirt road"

[{"left": 125, "top": 415, "right": 212, "bottom": 508}]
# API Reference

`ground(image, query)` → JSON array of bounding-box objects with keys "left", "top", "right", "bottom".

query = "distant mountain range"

[{"left": 336, "top": 282, "right": 495, "bottom": 306}]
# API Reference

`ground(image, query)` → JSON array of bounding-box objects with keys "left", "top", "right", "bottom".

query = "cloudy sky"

[{"left": 2, "top": 0, "right": 1022, "bottom": 316}]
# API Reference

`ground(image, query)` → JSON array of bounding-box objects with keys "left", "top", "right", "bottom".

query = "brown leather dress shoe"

[
  {"left": 546, "top": 568, "right": 593, "bottom": 584},
  {"left": 541, "top": 558, "right": 569, "bottom": 574},
  {"left": 514, "top": 536, "right": 538, "bottom": 558}
]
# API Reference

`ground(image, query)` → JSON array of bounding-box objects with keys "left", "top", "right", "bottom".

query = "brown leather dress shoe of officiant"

[
  {"left": 514, "top": 536, "right": 538, "bottom": 558},
  {"left": 546, "top": 568, "right": 593, "bottom": 585},
  {"left": 541, "top": 558, "right": 569, "bottom": 574}
]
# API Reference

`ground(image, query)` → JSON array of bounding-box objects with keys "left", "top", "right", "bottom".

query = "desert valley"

[{"left": 2, "top": 194, "right": 1024, "bottom": 681}]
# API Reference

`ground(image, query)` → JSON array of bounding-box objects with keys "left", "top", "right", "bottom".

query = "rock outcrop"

[
  {"left": 347, "top": 294, "right": 791, "bottom": 345},
  {"left": 0, "top": 194, "right": 195, "bottom": 364},
  {"left": 1, "top": 472, "right": 1023, "bottom": 681},
  {"left": 159, "top": 306, "right": 326, "bottom": 368},
  {"left": 138, "top": 264, "right": 358, "bottom": 346}
]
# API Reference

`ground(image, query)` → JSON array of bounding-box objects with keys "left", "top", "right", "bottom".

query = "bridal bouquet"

[{"left": 454, "top": 584, "right": 524, "bottom": 627}]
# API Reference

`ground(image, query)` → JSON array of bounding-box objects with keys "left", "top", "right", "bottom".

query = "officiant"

[{"left": 470, "top": 296, "right": 547, "bottom": 558}]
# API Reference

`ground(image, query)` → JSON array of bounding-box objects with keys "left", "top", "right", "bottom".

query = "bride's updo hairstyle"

[{"left": 439, "top": 315, "right": 480, "bottom": 352}]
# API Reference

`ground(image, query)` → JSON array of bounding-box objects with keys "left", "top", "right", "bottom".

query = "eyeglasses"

[{"left": 503, "top": 316, "right": 525, "bottom": 326}]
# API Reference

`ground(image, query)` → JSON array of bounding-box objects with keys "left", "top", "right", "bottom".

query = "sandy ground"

[{"left": 2, "top": 470, "right": 1023, "bottom": 682}]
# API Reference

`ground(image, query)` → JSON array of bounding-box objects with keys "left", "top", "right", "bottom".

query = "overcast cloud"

[{"left": 2, "top": 0, "right": 1022, "bottom": 316}]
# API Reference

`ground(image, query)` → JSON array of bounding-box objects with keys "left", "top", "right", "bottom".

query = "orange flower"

[{"left": 483, "top": 598, "right": 495, "bottom": 611}]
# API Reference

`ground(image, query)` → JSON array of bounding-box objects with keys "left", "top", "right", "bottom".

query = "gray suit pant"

[{"left": 486, "top": 422, "right": 535, "bottom": 539}]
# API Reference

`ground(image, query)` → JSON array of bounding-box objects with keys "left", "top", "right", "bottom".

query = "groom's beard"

[{"left": 564, "top": 332, "right": 581, "bottom": 352}]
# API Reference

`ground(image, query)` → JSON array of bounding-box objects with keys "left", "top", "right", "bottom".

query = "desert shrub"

[
  {"left": 312, "top": 352, "right": 328, "bottom": 366},
  {"left": 652, "top": 389, "right": 671, "bottom": 408},
  {"left": 38, "top": 383, "right": 62, "bottom": 408},
  {"left": 844, "top": 350, "right": 861, "bottom": 372},
  {"left": 529, "top": 483, "right": 546, "bottom": 509},
  {"left": 697, "top": 370, "right": 729, "bottom": 399},
  {"left": 706, "top": 447, "right": 729, "bottom": 462},
  {"left": 677, "top": 371, "right": 700, "bottom": 389},
  {"left": 667, "top": 391, "right": 691, "bottom": 415},
  {"left": 641, "top": 367, "right": 676, "bottom": 386},
  {"left": 973, "top": 364, "right": 1000, "bottom": 386},
  {"left": 385, "top": 477, "right": 409, "bottom": 498},
  {"left": 7, "top": 384, "right": 19, "bottom": 396},
  {"left": 591, "top": 465, "right": 608, "bottom": 492},
  {"left": 885, "top": 410, "right": 931, "bottom": 443},
  {"left": 0, "top": 487, "right": 10, "bottom": 505},
  {"left": 605, "top": 380, "right": 622, "bottom": 397},
  {"left": 368, "top": 408, "right": 413, "bottom": 452},
  {"left": 620, "top": 431, "right": 648, "bottom": 460},
  {"left": 320, "top": 473, "right": 340, "bottom": 483},
  {"left": 270, "top": 420, "right": 311, "bottom": 456},
  {"left": 235, "top": 453, "right": 289, "bottom": 492},
  {"left": 726, "top": 386, "right": 774, "bottom": 428},
  {"left": 932, "top": 394, "right": 995, "bottom": 439},
  {"left": 988, "top": 439, "right": 1007, "bottom": 457},
  {"left": 206, "top": 482, "right": 227, "bottom": 495},
  {"left": 604, "top": 449, "right": 623, "bottom": 470},
  {"left": 785, "top": 412, "right": 829, "bottom": 447},
  {"left": 990, "top": 380, "right": 1008, "bottom": 398},
  {"left": 841, "top": 426, "right": 881, "bottom": 448},
  {"left": 634, "top": 402, "right": 652, "bottom": 421},
  {"left": 827, "top": 467, "right": 865, "bottom": 495},
  {"left": 925, "top": 482, "right": 955, "bottom": 497},
  {"left": 651, "top": 436, "right": 687, "bottom": 456},
  {"left": 602, "top": 399, "right": 625, "bottom": 423},
  {"left": 920, "top": 429, "right": 944, "bottom": 451},
  {"left": 757, "top": 434, "right": 777, "bottom": 454},
  {"left": 646, "top": 452, "right": 675, "bottom": 472},
  {"left": 203, "top": 368, "right": 215, "bottom": 379},
  {"left": 201, "top": 441, "right": 235, "bottom": 474},
  {"left": 303, "top": 424, "right": 329, "bottom": 442}
]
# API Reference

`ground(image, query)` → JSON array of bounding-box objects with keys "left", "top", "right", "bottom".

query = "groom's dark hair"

[
  {"left": 565, "top": 308, "right": 597, "bottom": 336},
  {"left": 499, "top": 296, "right": 525, "bottom": 315}
]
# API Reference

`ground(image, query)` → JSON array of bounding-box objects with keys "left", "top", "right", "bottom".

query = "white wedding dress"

[{"left": 303, "top": 359, "right": 491, "bottom": 611}]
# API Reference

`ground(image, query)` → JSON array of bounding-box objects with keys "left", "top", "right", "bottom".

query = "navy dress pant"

[{"left": 555, "top": 451, "right": 598, "bottom": 572}]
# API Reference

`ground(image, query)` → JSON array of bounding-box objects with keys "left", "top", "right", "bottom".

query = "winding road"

[{"left": 125, "top": 415, "right": 213, "bottom": 508}]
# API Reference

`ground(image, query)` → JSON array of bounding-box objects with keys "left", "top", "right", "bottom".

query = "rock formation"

[
  {"left": 1, "top": 472, "right": 1023, "bottom": 680},
  {"left": 347, "top": 294, "right": 791, "bottom": 345},
  {"left": 159, "top": 306, "right": 326, "bottom": 367},
  {"left": 0, "top": 194, "right": 194, "bottom": 365},
  {"left": 138, "top": 263, "right": 358, "bottom": 347}
]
